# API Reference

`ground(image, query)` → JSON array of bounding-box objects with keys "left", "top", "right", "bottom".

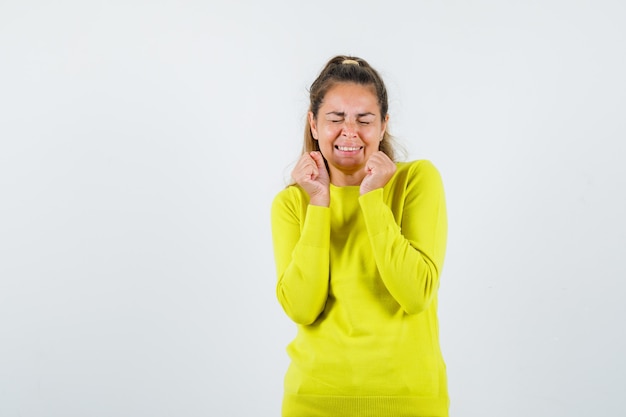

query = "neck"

[{"left": 330, "top": 168, "right": 365, "bottom": 187}]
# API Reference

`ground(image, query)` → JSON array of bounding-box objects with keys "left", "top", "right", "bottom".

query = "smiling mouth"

[{"left": 336, "top": 145, "right": 363, "bottom": 151}]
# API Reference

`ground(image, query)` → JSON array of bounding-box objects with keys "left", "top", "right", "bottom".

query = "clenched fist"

[
  {"left": 360, "top": 151, "right": 397, "bottom": 195},
  {"left": 291, "top": 151, "right": 330, "bottom": 207}
]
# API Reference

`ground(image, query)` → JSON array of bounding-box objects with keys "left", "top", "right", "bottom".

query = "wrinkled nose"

[{"left": 342, "top": 121, "right": 358, "bottom": 138}]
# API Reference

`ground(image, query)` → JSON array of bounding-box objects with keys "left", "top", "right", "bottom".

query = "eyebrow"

[{"left": 325, "top": 111, "right": 377, "bottom": 118}]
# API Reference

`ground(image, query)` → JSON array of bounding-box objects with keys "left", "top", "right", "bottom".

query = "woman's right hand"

[{"left": 291, "top": 151, "right": 330, "bottom": 207}]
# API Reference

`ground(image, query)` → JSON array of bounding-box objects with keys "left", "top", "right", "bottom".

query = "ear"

[
  {"left": 308, "top": 111, "right": 319, "bottom": 140},
  {"left": 380, "top": 113, "right": 390, "bottom": 141}
]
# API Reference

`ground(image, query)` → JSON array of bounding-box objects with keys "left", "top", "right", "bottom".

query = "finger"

[
  {"left": 292, "top": 155, "right": 314, "bottom": 181},
  {"left": 368, "top": 151, "right": 393, "bottom": 167},
  {"left": 309, "top": 151, "right": 324, "bottom": 168},
  {"left": 365, "top": 154, "right": 381, "bottom": 172},
  {"left": 298, "top": 153, "right": 314, "bottom": 166},
  {"left": 297, "top": 154, "right": 315, "bottom": 170},
  {"left": 303, "top": 162, "right": 319, "bottom": 181},
  {"left": 310, "top": 151, "right": 329, "bottom": 176}
]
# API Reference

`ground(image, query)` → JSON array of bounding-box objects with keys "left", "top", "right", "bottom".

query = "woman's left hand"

[{"left": 360, "top": 151, "right": 397, "bottom": 195}]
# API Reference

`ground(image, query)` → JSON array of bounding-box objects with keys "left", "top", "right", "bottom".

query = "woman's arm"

[
  {"left": 271, "top": 189, "right": 331, "bottom": 325},
  {"left": 359, "top": 160, "right": 448, "bottom": 315}
]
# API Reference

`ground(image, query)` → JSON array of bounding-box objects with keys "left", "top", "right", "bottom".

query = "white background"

[{"left": 1, "top": 1, "right": 625, "bottom": 416}]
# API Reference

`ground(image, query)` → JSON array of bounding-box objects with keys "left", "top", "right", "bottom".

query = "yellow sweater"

[{"left": 271, "top": 160, "right": 449, "bottom": 417}]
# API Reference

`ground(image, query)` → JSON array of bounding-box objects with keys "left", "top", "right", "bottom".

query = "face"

[{"left": 309, "top": 82, "right": 388, "bottom": 185}]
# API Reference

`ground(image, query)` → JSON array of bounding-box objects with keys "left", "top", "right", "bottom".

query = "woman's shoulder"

[
  {"left": 395, "top": 159, "right": 442, "bottom": 179},
  {"left": 272, "top": 183, "right": 309, "bottom": 207},
  {"left": 389, "top": 159, "right": 445, "bottom": 198}
]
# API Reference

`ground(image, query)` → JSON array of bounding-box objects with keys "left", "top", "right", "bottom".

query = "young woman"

[{"left": 271, "top": 55, "right": 449, "bottom": 417}]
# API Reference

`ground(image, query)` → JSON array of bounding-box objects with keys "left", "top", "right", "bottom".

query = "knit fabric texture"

[{"left": 271, "top": 160, "right": 449, "bottom": 417}]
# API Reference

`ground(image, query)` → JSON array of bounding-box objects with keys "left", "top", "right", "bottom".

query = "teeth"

[{"left": 337, "top": 146, "right": 361, "bottom": 151}]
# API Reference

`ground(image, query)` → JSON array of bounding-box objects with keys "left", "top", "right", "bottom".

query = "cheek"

[
  {"left": 321, "top": 123, "right": 342, "bottom": 136},
  {"left": 363, "top": 129, "right": 382, "bottom": 143}
]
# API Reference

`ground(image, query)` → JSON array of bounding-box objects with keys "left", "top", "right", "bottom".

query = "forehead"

[{"left": 321, "top": 82, "right": 379, "bottom": 111}]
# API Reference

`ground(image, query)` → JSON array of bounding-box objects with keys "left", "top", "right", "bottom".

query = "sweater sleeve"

[
  {"left": 359, "top": 160, "right": 447, "bottom": 315},
  {"left": 271, "top": 188, "right": 331, "bottom": 325}
]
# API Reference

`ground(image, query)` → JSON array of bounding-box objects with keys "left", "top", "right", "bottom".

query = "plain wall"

[{"left": 1, "top": 1, "right": 625, "bottom": 416}]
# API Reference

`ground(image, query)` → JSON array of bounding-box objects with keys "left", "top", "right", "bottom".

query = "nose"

[{"left": 341, "top": 120, "right": 358, "bottom": 138}]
